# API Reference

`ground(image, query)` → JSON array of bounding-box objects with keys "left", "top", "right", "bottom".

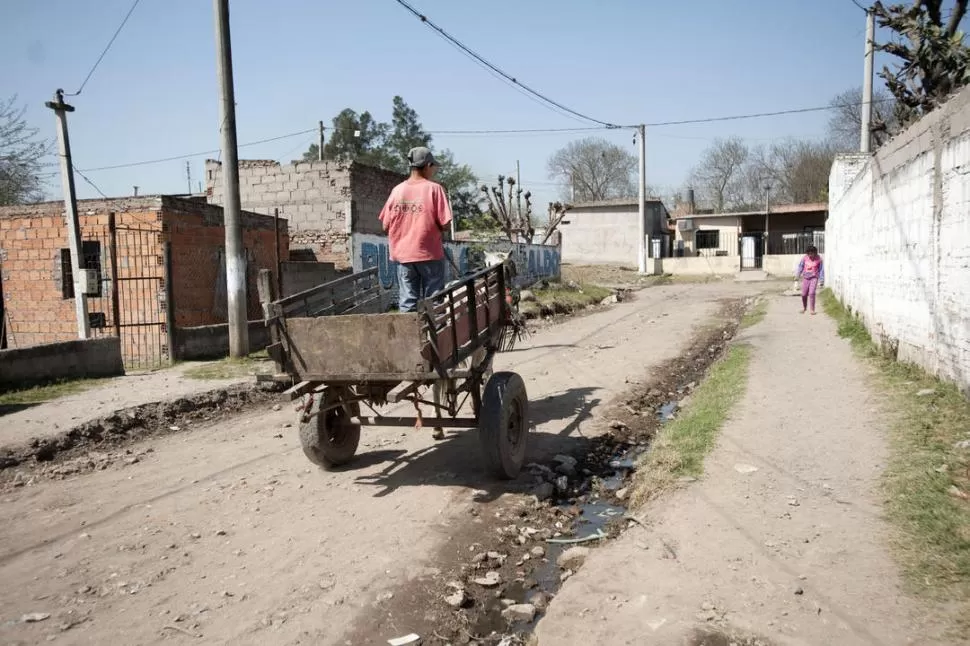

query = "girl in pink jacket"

[{"left": 796, "top": 245, "right": 824, "bottom": 315}]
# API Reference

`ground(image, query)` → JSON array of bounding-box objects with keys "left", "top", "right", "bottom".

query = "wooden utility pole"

[
  {"left": 861, "top": 7, "right": 876, "bottom": 153},
  {"left": 213, "top": 0, "right": 248, "bottom": 357},
  {"left": 45, "top": 89, "right": 90, "bottom": 339}
]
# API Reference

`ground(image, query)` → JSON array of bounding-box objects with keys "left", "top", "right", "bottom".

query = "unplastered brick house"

[
  {"left": 0, "top": 195, "right": 287, "bottom": 369},
  {"left": 205, "top": 159, "right": 405, "bottom": 266}
]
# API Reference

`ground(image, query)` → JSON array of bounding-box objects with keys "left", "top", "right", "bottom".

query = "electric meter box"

[{"left": 79, "top": 269, "right": 100, "bottom": 296}]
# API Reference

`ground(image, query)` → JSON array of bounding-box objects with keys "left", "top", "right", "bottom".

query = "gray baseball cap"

[{"left": 408, "top": 146, "right": 437, "bottom": 168}]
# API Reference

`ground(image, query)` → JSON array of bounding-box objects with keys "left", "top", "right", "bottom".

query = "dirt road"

[
  {"left": 535, "top": 296, "right": 952, "bottom": 645},
  {"left": 0, "top": 282, "right": 767, "bottom": 645},
  {"left": 1, "top": 363, "right": 254, "bottom": 450}
]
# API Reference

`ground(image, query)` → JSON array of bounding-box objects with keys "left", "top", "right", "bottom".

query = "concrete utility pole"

[
  {"left": 515, "top": 159, "right": 522, "bottom": 220},
  {"left": 186, "top": 161, "right": 193, "bottom": 194},
  {"left": 318, "top": 120, "right": 325, "bottom": 161},
  {"left": 213, "top": 0, "right": 249, "bottom": 357},
  {"left": 45, "top": 89, "right": 90, "bottom": 339},
  {"left": 861, "top": 7, "right": 876, "bottom": 153},
  {"left": 637, "top": 124, "right": 647, "bottom": 273}
]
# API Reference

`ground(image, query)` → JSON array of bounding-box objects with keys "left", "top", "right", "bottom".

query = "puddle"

[{"left": 658, "top": 400, "right": 678, "bottom": 421}]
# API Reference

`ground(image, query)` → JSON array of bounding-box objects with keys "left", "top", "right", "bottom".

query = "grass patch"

[
  {"left": 631, "top": 344, "right": 752, "bottom": 506},
  {"left": 0, "top": 378, "right": 109, "bottom": 406},
  {"left": 560, "top": 265, "right": 723, "bottom": 289},
  {"left": 182, "top": 352, "right": 273, "bottom": 380},
  {"left": 521, "top": 282, "right": 614, "bottom": 318},
  {"left": 740, "top": 297, "right": 768, "bottom": 328},
  {"left": 821, "top": 289, "right": 970, "bottom": 610}
]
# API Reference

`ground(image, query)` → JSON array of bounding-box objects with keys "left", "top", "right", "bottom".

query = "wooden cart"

[{"left": 264, "top": 261, "right": 529, "bottom": 479}]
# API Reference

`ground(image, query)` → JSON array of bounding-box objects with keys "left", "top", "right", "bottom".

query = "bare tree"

[
  {"left": 547, "top": 137, "right": 636, "bottom": 202},
  {"left": 0, "top": 96, "right": 49, "bottom": 206},
  {"left": 690, "top": 137, "right": 749, "bottom": 212},
  {"left": 827, "top": 87, "right": 898, "bottom": 150},
  {"left": 874, "top": 0, "right": 970, "bottom": 127},
  {"left": 762, "top": 139, "right": 837, "bottom": 204}
]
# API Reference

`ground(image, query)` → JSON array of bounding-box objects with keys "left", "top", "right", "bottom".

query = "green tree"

[
  {"left": 874, "top": 0, "right": 970, "bottom": 126},
  {"left": 304, "top": 108, "right": 394, "bottom": 168},
  {"left": 435, "top": 149, "right": 484, "bottom": 229},
  {"left": 300, "top": 97, "right": 482, "bottom": 225},
  {"left": 385, "top": 96, "right": 432, "bottom": 173}
]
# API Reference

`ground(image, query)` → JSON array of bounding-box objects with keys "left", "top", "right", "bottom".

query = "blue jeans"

[{"left": 397, "top": 260, "right": 445, "bottom": 313}]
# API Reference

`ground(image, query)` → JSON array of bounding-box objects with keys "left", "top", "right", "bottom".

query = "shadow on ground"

[
  {"left": 346, "top": 386, "right": 602, "bottom": 502},
  {"left": 0, "top": 403, "right": 41, "bottom": 417}
]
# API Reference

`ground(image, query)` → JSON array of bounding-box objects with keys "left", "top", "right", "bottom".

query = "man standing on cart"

[{"left": 379, "top": 146, "right": 454, "bottom": 313}]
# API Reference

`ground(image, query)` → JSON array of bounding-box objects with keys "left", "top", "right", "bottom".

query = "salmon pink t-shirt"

[{"left": 378, "top": 178, "right": 453, "bottom": 263}]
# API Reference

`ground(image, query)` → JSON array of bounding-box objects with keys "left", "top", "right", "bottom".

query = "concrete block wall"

[
  {"left": 0, "top": 337, "right": 124, "bottom": 388},
  {"left": 828, "top": 85, "right": 970, "bottom": 392},
  {"left": 205, "top": 159, "right": 404, "bottom": 265}
]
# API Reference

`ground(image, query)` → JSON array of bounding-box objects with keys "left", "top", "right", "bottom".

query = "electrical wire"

[
  {"left": 74, "top": 168, "right": 109, "bottom": 198},
  {"left": 391, "top": 0, "right": 622, "bottom": 128},
  {"left": 644, "top": 97, "right": 893, "bottom": 127},
  {"left": 67, "top": 0, "right": 142, "bottom": 96},
  {"left": 848, "top": 0, "right": 868, "bottom": 12},
  {"left": 75, "top": 96, "right": 893, "bottom": 174},
  {"left": 77, "top": 128, "right": 317, "bottom": 172}
]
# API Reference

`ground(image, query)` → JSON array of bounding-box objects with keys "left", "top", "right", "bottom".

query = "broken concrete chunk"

[
  {"left": 557, "top": 546, "right": 590, "bottom": 570},
  {"left": 502, "top": 603, "right": 537, "bottom": 622},
  {"left": 473, "top": 571, "right": 502, "bottom": 587}
]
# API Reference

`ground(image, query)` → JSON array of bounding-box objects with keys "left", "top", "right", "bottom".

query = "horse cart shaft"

[{"left": 265, "top": 261, "right": 529, "bottom": 479}]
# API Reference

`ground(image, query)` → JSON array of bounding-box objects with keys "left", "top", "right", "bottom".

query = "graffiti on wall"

[{"left": 351, "top": 233, "right": 561, "bottom": 298}]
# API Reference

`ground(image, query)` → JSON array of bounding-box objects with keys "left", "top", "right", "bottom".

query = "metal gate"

[{"left": 86, "top": 216, "right": 170, "bottom": 371}]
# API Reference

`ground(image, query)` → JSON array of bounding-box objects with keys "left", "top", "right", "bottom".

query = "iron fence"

[{"left": 768, "top": 231, "right": 825, "bottom": 255}]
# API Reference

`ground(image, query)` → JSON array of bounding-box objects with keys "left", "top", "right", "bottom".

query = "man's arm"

[
  {"left": 435, "top": 185, "right": 454, "bottom": 233},
  {"left": 378, "top": 193, "right": 395, "bottom": 233}
]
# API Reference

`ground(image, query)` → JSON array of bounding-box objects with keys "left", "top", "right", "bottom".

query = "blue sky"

[{"left": 2, "top": 0, "right": 896, "bottom": 208}]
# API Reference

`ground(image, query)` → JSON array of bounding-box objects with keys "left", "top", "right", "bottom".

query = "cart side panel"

[
  {"left": 427, "top": 271, "right": 505, "bottom": 370},
  {"left": 283, "top": 313, "right": 429, "bottom": 379}
]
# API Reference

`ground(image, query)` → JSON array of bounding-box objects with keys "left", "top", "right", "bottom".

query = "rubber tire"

[
  {"left": 478, "top": 371, "right": 529, "bottom": 479},
  {"left": 299, "top": 390, "right": 361, "bottom": 469}
]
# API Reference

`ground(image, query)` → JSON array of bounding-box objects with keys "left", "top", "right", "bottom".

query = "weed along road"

[{"left": 0, "top": 281, "right": 767, "bottom": 645}]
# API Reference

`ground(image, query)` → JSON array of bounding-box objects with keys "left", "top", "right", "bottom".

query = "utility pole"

[
  {"left": 515, "top": 159, "right": 522, "bottom": 219},
  {"left": 45, "top": 89, "right": 90, "bottom": 339},
  {"left": 318, "top": 120, "right": 325, "bottom": 161},
  {"left": 186, "top": 161, "right": 193, "bottom": 194},
  {"left": 637, "top": 124, "right": 646, "bottom": 273},
  {"left": 861, "top": 7, "right": 876, "bottom": 153},
  {"left": 213, "top": 0, "right": 248, "bottom": 357}
]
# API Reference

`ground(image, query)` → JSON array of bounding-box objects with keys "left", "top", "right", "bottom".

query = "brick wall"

[
  {"left": 0, "top": 195, "right": 287, "bottom": 366},
  {"left": 828, "top": 84, "right": 970, "bottom": 393},
  {"left": 205, "top": 159, "right": 403, "bottom": 266},
  {"left": 0, "top": 198, "right": 163, "bottom": 349},
  {"left": 162, "top": 195, "right": 287, "bottom": 327}
]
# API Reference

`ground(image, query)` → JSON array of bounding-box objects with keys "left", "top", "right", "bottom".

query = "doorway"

[{"left": 740, "top": 233, "right": 764, "bottom": 270}]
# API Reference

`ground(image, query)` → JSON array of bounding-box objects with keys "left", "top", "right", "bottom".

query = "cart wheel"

[
  {"left": 478, "top": 372, "right": 529, "bottom": 479},
  {"left": 299, "top": 388, "right": 361, "bottom": 469}
]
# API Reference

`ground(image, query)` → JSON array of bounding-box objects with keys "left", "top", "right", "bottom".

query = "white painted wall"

[
  {"left": 661, "top": 256, "right": 738, "bottom": 275},
  {"left": 828, "top": 85, "right": 970, "bottom": 393}
]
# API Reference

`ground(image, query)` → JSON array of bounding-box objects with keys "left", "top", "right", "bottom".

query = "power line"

[
  {"left": 848, "top": 0, "right": 868, "bottom": 12},
  {"left": 644, "top": 98, "right": 893, "bottom": 127},
  {"left": 391, "top": 0, "right": 622, "bottom": 129},
  {"left": 78, "top": 128, "right": 316, "bottom": 172},
  {"left": 76, "top": 97, "right": 892, "bottom": 174},
  {"left": 74, "top": 168, "right": 109, "bottom": 198},
  {"left": 67, "top": 0, "right": 142, "bottom": 96}
]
